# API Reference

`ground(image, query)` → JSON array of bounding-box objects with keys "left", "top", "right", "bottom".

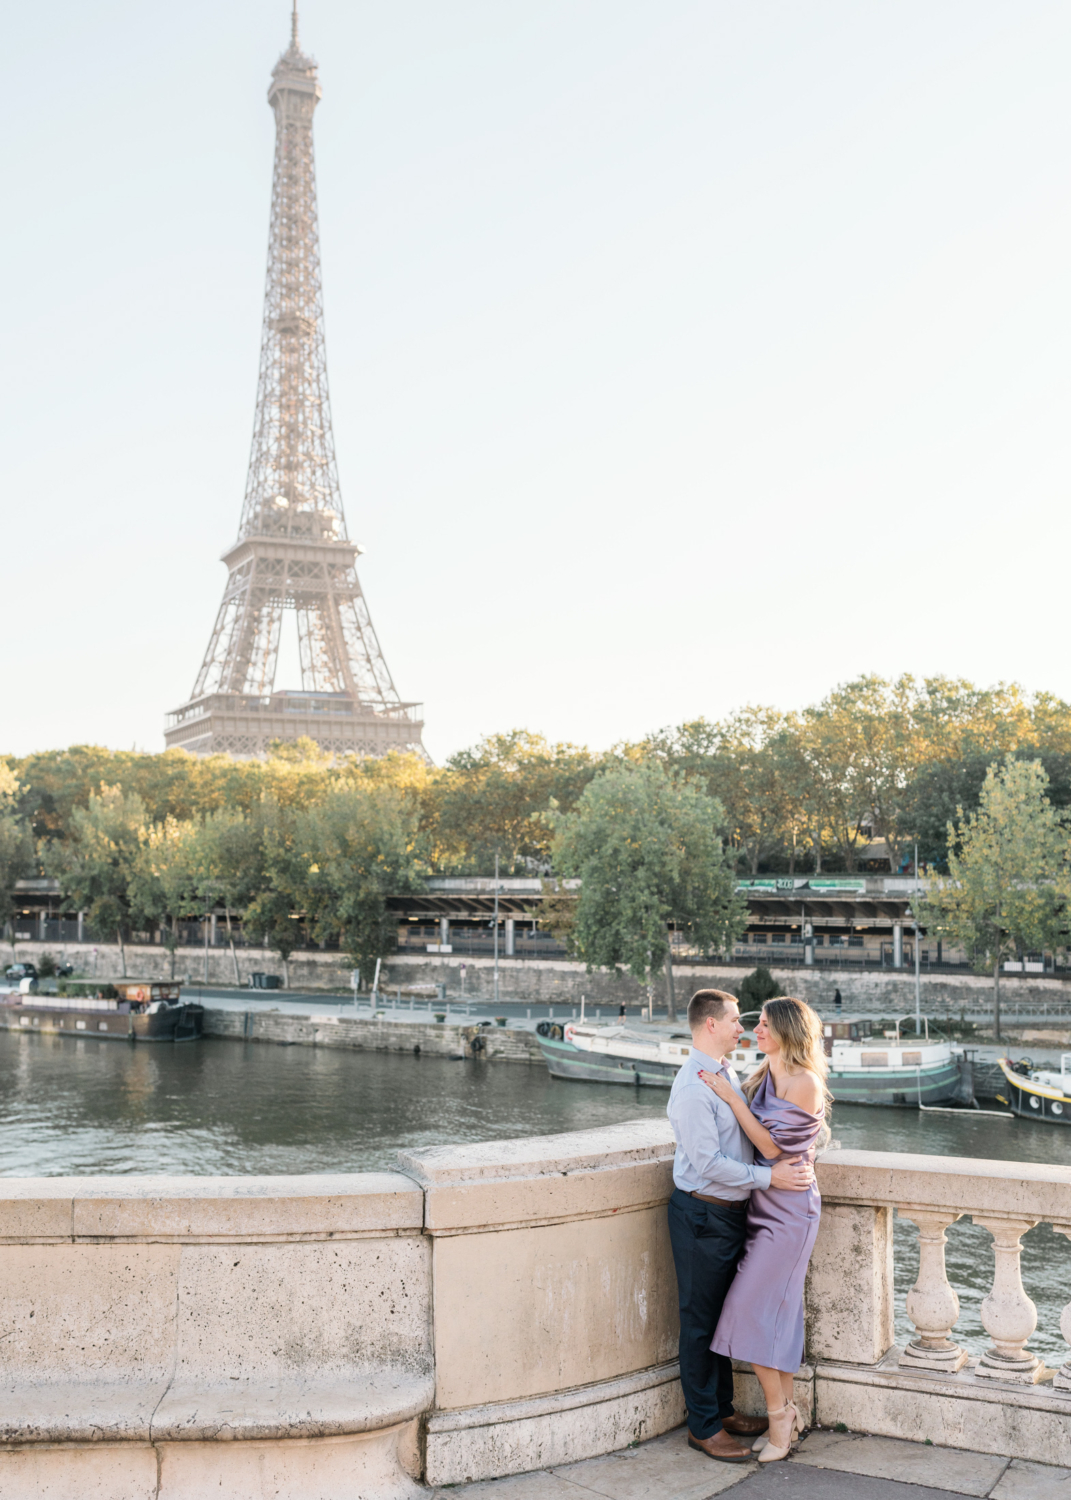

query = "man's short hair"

[{"left": 687, "top": 989, "right": 737, "bottom": 1030}]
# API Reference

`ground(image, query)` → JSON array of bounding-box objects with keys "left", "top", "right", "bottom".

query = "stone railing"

[
  {"left": 3, "top": 1131, "right": 1071, "bottom": 1495},
  {"left": 807, "top": 1150, "right": 1071, "bottom": 1468}
]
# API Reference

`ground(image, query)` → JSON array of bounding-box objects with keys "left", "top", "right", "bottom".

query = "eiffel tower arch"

[{"left": 166, "top": 6, "right": 425, "bottom": 761}]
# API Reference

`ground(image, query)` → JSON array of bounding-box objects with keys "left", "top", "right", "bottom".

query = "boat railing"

[{"left": 894, "top": 1013, "right": 929, "bottom": 1042}]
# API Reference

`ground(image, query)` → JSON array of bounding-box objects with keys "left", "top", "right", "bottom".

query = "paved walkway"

[{"left": 429, "top": 1427, "right": 1065, "bottom": 1500}]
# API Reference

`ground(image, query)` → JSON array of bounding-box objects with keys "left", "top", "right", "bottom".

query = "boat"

[
  {"left": 535, "top": 1011, "right": 966, "bottom": 1107},
  {"left": 534, "top": 1022, "right": 761, "bottom": 1088},
  {"left": 996, "top": 1056, "right": 1071, "bottom": 1123},
  {"left": 0, "top": 979, "right": 204, "bottom": 1043},
  {"left": 823, "top": 1015, "right": 964, "bottom": 1107}
]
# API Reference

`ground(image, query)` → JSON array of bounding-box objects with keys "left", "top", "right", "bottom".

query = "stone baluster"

[
  {"left": 972, "top": 1216, "right": 1043, "bottom": 1383},
  {"left": 1049, "top": 1226, "right": 1071, "bottom": 1391},
  {"left": 897, "top": 1210, "right": 968, "bottom": 1373}
]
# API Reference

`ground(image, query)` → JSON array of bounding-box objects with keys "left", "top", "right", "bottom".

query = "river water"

[{"left": 1, "top": 1029, "right": 1068, "bottom": 1364}]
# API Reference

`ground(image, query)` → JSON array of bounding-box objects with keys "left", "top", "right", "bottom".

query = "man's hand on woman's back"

[{"left": 770, "top": 1157, "right": 814, "bottom": 1191}]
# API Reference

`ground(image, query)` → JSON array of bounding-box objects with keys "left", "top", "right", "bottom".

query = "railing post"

[
  {"left": 806, "top": 1202, "right": 894, "bottom": 1365},
  {"left": 1049, "top": 1226, "right": 1071, "bottom": 1392},
  {"left": 897, "top": 1210, "right": 968, "bottom": 1373},
  {"left": 972, "top": 1216, "right": 1043, "bottom": 1384}
]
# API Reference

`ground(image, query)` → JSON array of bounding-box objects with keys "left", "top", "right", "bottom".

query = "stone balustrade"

[
  {"left": 807, "top": 1150, "right": 1071, "bottom": 1466},
  {"left": 3, "top": 1130, "right": 1071, "bottom": 1495}
]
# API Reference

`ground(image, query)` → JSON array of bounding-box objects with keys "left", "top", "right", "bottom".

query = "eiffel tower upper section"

[{"left": 165, "top": 6, "right": 425, "bottom": 761}]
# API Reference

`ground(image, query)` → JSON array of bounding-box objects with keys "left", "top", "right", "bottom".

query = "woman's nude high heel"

[
  {"left": 752, "top": 1399, "right": 800, "bottom": 1452},
  {"left": 756, "top": 1403, "right": 797, "bottom": 1463}
]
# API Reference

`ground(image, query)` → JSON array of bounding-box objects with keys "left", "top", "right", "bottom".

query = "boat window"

[
  {"left": 860, "top": 1051, "right": 889, "bottom": 1068},
  {"left": 902, "top": 1051, "right": 923, "bottom": 1066}
]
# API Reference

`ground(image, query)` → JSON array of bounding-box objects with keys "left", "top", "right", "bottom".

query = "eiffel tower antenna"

[{"left": 166, "top": 9, "right": 425, "bottom": 761}]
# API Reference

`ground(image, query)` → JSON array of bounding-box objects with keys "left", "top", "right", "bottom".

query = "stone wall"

[
  {"left": 14, "top": 936, "right": 1071, "bottom": 1017},
  {"left": 203, "top": 1007, "right": 544, "bottom": 1064},
  {"left": 4, "top": 1135, "right": 1071, "bottom": 1494}
]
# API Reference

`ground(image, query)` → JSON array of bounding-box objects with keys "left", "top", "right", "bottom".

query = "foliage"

[
  {"left": 42, "top": 786, "right": 148, "bottom": 969},
  {"left": 919, "top": 759, "right": 1071, "bottom": 1036},
  {"left": 737, "top": 966, "right": 783, "bottom": 1012},
  {"left": 0, "top": 764, "right": 34, "bottom": 941},
  {"left": 296, "top": 786, "right": 425, "bottom": 984},
  {"left": 550, "top": 761, "right": 746, "bottom": 995},
  {"left": 432, "top": 731, "right": 601, "bottom": 874}
]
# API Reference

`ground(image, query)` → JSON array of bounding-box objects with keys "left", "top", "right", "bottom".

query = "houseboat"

[
  {"left": 535, "top": 1022, "right": 760, "bottom": 1088},
  {"left": 997, "top": 1056, "right": 1071, "bottom": 1123},
  {"left": 824, "top": 1020, "right": 963, "bottom": 1106},
  {"left": 536, "top": 1012, "right": 966, "bottom": 1106},
  {"left": 0, "top": 980, "right": 203, "bottom": 1042}
]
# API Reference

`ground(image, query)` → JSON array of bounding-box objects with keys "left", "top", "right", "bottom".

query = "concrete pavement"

[{"left": 427, "top": 1426, "right": 1064, "bottom": 1500}]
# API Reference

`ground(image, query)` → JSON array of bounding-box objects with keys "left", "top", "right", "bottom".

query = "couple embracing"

[{"left": 667, "top": 988, "right": 830, "bottom": 1465}]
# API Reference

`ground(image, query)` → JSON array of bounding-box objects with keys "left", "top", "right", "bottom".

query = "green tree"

[
  {"left": 640, "top": 711, "right": 797, "bottom": 876},
  {"left": 128, "top": 817, "right": 202, "bottom": 979},
  {"left": 432, "top": 731, "right": 600, "bottom": 874},
  {"left": 0, "top": 766, "right": 34, "bottom": 957},
  {"left": 550, "top": 762, "right": 746, "bottom": 1021},
  {"left": 737, "top": 965, "right": 783, "bottom": 1014},
  {"left": 241, "top": 801, "right": 305, "bottom": 988},
  {"left": 297, "top": 786, "right": 425, "bottom": 986},
  {"left": 185, "top": 810, "right": 264, "bottom": 984},
  {"left": 44, "top": 786, "right": 147, "bottom": 975},
  {"left": 919, "top": 759, "right": 1071, "bottom": 1038}
]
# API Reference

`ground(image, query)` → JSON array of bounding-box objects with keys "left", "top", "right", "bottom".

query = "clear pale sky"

[{"left": 4, "top": 2, "right": 1070, "bottom": 763}]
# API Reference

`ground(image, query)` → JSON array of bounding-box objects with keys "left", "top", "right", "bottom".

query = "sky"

[{"left": 4, "top": 1, "right": 1071, "bottom": 764}]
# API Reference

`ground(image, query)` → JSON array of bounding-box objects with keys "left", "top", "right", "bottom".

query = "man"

[{"left": 667, "top": 988, "right": 814, "bottom": 1463}]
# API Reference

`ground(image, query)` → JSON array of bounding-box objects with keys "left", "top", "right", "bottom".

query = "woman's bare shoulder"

[{"left": 783, "top": 1069, "right": 823, "bottom": 1112}]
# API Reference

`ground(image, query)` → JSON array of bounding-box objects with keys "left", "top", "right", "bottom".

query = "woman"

[{"left": 698, "top": 997, "right": 829, "bottom": 1464}]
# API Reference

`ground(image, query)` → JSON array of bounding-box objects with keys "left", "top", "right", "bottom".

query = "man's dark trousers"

[{"left": 667, "top": 1186, "right": 748, "bottom": 1440}]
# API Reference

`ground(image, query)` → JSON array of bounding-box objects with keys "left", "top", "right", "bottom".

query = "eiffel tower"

[{"left": 165, "top": 5, "right": 424, "bottom": 760}]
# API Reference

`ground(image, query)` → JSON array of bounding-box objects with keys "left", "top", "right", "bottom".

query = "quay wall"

[
  {"left": 4, "top": 1135, "right": 1071, "bottom": 1495},
  {"left": 202, "top": 1006, "right": 544, "bottom": 1064},
  {"left": 9, "top": 937, "right": 1071, "bottom": 1017}
]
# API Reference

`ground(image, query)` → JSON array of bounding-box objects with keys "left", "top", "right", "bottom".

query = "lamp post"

[
  {"left": 493, "top": 851, "right": 500, "bottom": 1009},
  {"left": 914, "top": 841, "right": 922, "bottom": 1036}
]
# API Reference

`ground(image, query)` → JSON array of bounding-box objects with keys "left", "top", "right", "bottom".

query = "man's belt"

[{"left": 690, "top": 1191, "right": 746, "bottom": 1210}]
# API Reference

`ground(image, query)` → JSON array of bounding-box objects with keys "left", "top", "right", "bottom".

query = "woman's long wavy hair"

[{"left": 743, "top": 998, "right": 833, "bottom": 1142}]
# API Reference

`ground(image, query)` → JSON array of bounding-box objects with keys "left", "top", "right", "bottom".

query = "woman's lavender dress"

[{"left": 710, "top": 1071, "right": 823, "bottom": 1372}]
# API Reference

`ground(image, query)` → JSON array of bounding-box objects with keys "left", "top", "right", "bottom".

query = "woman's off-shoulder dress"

[{"left": 710, "top": 1071, "right": 823, "bottom": 1372}]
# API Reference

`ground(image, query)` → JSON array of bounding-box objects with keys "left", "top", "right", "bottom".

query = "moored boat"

[
  {"left": 0, "top": 980, "right": 203, "bottom": 1043},
  {"left": 823, "top": 1016, "right": 963, "bottom": 1107},
  {"left": 534, "top": 1022, "right": 760, "bottom": 1088},
  {"left": 996, "top": 1056, "right": 1071, "bottom": 1123}
]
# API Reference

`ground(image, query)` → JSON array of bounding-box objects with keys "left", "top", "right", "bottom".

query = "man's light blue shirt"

[{"left": 667, "top": 1048, "right": 773, "bottom": 1199}]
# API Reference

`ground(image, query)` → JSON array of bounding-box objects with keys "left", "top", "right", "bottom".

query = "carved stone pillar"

[
  {"left": 1050, "top": 1226, "right": 1071, "bottom": 1391},
  {"left": 897, "top": 1210, "right": 969, "bottom": 1373},
  {"left": 973, "top": 1216, "right": 1043, "bottom": 1383}
]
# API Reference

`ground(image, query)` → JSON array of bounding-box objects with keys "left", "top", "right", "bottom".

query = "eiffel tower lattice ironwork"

[{"left": 165, "top": 5, "right": 424, "bottom": 760}]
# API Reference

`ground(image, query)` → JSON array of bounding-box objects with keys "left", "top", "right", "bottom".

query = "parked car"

[{"left": 5, "top": 963, "right": 37, "bottom": 981}]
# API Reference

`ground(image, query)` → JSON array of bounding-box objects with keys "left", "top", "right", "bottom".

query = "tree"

[
  {"left": 128, "top": 816, "right": 199, "bottom": 978},
  {"left": 0, "top": 766, "right": 34, "bottom": 955},
  {"left": 185, "top": 810, "right": 264, "bottom": 984},
  {"left": 737, "top": 965, "right": 783, "bottom": 1015},
  {"left": 432, "top": 731, "right": 600, "bottom": 874},
  {"left": 296, "top": 786, "right": 425, "bottom": 986},
  {"left": 919, "top": 759, "right": 1071, "bottom": 1038},
  {"left": 550, "top": 762, "right": 746, "bottom": 1021},
  {"left": 44, "top": 786, "right": 147, "bottom": 974},
  {"left": 640, "top": 711, "right": 797, "bottom": 876},
  {"left": 241, "top": 801, "right": 305, "bottom": 988}
]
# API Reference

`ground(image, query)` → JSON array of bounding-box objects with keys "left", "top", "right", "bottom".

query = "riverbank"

[{"left": 10, "top": 937, "right": 1071, "bottom": 1018}]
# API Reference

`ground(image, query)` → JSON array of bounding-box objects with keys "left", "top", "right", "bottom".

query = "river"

[{"left": 0, "top": 1028, "right": 1067, "bottom": 1364}]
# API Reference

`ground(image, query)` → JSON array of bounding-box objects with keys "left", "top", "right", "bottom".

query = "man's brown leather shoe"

[
  {"left": 687, "top": 1430, "right": 752, "bottom": 1463},
  {"left": 722, "top": 1413, "right": 769, "bottom": 1436}
]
